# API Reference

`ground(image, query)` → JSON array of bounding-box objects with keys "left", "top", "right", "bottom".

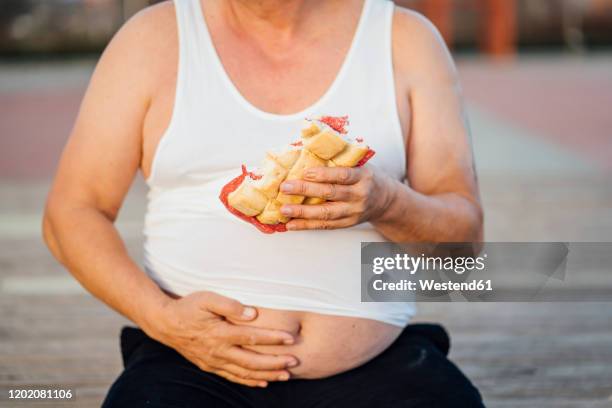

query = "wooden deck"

[{"left": 2, "top": 296, "right": 612, "bottom": 407}]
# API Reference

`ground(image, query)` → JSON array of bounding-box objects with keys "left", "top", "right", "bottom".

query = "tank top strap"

[
  {"left": 173, "top": 0, "right": 203, "bottom": 66},
  {"left": 171, "top": 0, "right": 215, "bottom": 88},
  {"left": 353, "top": 0, "right": 394, "bottom": 46},
  {"left": 338, "top": 0, "right": 396, "bottom": 100}
]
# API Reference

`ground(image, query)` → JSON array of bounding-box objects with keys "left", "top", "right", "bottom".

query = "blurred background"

[
  {"left": 1, "top": 0, "right": 612, "bottom": 53},
  {"left": 1, "top": 1, "right": 611, "bottom": 407}
]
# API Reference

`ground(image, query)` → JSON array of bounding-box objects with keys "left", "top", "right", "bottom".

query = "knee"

[
  {"left": 394, "top": 344, "right": 485, "bottom": 407},
  {"left": 433, "top": 390, "right": 485, "bottom": 408},
  {"left": 102, "top": 362, "right": 231, "bottom": 408},
  {"left": 389, "top": 393, "right": 484, "bottom": 408},
  {"left": 102, "top": 370, "right": 160, "bottom": 408}
]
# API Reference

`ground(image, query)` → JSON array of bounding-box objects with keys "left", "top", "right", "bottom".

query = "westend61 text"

[{"left": 372, "top": 279, "right": 493, "bottom": 292}]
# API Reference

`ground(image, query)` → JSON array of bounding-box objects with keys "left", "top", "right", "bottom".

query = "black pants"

[{"left": 103, "top": 324, "right": 484, "bottom": 408}]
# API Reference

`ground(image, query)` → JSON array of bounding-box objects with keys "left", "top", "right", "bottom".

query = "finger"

[
  {"left": 214, "top": 369, "right": 268, "bottom": 388},
  {"left": 303, "top": 166, "right": 362, "bottom": 185},
  {"left": 225, "top": 325, "right": 295, "bottom": 347},
  {"left": 224, "top": 346, "right": 299, "bottom": 370},
  {"left": 280, "top": 180, "right": 353, "bottom": 201},
  {"left": 280, "top": 202, "right": 352, "bottom": 220},
  {"left": 222, "top": 363, "right": 291, "bottom": 382},
  {"left": 286, "top": 217, "right": 358, "bottom": 231},
  {"left": 196, "top": 291, "right": 257, "bottom": 321}
]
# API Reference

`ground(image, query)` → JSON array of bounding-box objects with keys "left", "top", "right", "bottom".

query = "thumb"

[{"left": 198, "top": 291, "right": 257, "bottom": 321}]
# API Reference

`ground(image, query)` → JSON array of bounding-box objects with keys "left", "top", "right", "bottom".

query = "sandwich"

[{"left": 219, "top": 116, "right": 375, "bottom": 233}]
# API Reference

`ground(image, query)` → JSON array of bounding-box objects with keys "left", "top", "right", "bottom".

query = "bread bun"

[{"left": 221, "top": 116, "right": 375, "bottom": 230}]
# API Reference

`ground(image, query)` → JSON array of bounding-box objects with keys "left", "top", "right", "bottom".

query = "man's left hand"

[{"left": 279, "top": 166, "right": 394, "bottom": 231}]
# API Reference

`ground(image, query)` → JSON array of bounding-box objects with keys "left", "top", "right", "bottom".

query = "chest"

[{"left": 207, "top": 30, "right": 353, "bottom": 116}]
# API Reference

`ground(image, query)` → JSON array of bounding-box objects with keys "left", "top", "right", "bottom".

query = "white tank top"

[{"left": 143, "top": 0, "right": 415, "bottom": 327}]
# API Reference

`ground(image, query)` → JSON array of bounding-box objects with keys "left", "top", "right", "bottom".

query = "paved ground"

[{"left": 0, "top": 54, "right": 611, "bottom": 407}]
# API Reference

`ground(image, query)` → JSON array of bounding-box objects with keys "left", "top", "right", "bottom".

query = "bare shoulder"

[
  {"left": 391, "top": 6, "right": 459, "bottom": 86},
  {"left": 95, "top": 1, "right": 178, "bottom": 98},
  {"left": 112, "top": 0, "right": 177, "bottom": 52}
]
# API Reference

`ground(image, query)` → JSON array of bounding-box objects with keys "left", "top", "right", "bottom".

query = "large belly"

[
  {"left": 232, "top": 306, "right": 403, "bottom": 379},
  {"left": 145, "top": 177, "right": 414, "bottom": 373}
]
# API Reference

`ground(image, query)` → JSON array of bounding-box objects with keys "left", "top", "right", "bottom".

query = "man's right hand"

[{"left": 146, "top": 291, "right": 298, "bottom": 388}]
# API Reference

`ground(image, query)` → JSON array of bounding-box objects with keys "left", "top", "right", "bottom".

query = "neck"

[
  {"left": 230, "top": 0, "right": 311, "bottom": 29},
  {"left": 220, "top": 0, "right": 337, "bottom": 42}
]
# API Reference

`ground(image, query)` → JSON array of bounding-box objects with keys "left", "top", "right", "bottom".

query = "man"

[{"left": 43, "top": 0, "right": 484, "bottom": 406}]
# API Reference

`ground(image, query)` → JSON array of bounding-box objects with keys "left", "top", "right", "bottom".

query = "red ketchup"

[
  {"left": 356, "top": 149, "right": 375, "bottom": 167},
  {"left": 320, "top": 115, "right": 349, "bottom": 134}
]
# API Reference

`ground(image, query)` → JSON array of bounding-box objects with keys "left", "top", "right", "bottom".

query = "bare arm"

[
  {"left": 43, "top": 7, "right": 162, "bottom": 327},
  {"left": 279, "top": 10, "right": 483, "bottom": 242},
  {"left": 373, "top": 9, "right": 483, "bottom": 242},
  {"left": 43, "top": 5, "right": 296, "bottom": 387}
]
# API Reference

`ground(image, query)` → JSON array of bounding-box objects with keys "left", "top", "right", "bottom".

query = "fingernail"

[
  {"left": 280, "top": 182, "right": 294, "bottom": 193},
  {"left": 258, "top": 381, "right": 268, "bottom": 388},
  {"left": 283, "top": 336, "right": 294, "bottom": 345},
  {"left": 242, "top": 307, "right": 256, "bottom": 319},
  {"left": 280, "top": 206, "right": 292, "bottom": 216},
  {"left": 286, "top": 223, "right": 296, "bottom": 231},
  {"left": 303, "top": 169, "right": 316, "bottom": 180},
  {"left": 286, "top": 358, "right": 298, "bottom": 367},
  {"left": 278, "top": 373, "right": 290, "bottom": 381}
]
